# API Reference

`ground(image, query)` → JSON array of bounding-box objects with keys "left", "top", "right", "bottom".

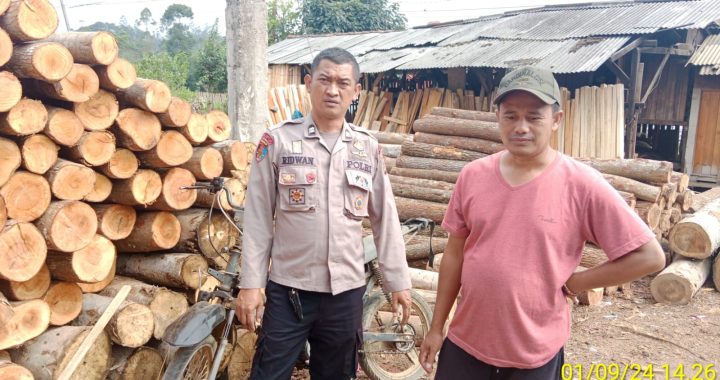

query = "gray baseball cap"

[{"left": 494, "top": 66, "right": 561, "bottom": 105}]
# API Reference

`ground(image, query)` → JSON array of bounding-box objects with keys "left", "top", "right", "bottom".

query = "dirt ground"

[{"left": 289, "top": 277, "right": 720, "bottom": 380}]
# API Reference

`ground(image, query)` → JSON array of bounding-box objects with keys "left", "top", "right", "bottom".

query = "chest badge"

[
  {"left": 354, "top": 195, "right": 364, "bottom": 210},
  {"left": 292, "top": 140, "right": 303, "bottom": 154},
  {"left": 280, "top": 173, "right": 296, "bottom": 184},
  {"left": 352, "top": 139, "right": 367, "bottom": 158},
  {"left": 306, "top": 172, "right": 316, "bottom": 184},
  {"left": 289, "top": 188, "right": 305, "bottom": 204}
]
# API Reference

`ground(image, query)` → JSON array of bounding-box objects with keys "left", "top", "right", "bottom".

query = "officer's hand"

[
  {"left": 419, "top": 328, "right": 443, "bottom": 373},
  {"left": 391, "top": 289, "right": 412, "bottom": 326},
  {"left": 236, "top": 288, "right": 264, "bottom": 331}
]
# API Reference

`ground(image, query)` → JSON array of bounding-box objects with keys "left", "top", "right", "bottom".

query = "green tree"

[
  {"left": 300, "top": 0, "right": 406, "bottom": 34},
  {"left": 268, "top": 0, "right": 301, "bottom": 44},
  {"left": 135, "top": 52, "right": 195, "bottom": 101},
  {"left": 135, "top": 8, "right": 156, "bottom": 33},
  {"left": 190, "top": 21, "right": 227, "bottom": 93},
  {"left": 160, "top": 4, "right": 196, "bottom": 56},
  {"left": 77, "top": 21, "right": 159, "bottom": 61}
]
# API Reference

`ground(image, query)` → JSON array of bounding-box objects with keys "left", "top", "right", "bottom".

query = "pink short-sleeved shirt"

[{"left": 442, "top": 151, "right": 654, "bottom": 368}]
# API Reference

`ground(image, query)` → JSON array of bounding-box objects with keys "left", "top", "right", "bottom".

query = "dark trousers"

[
  {"left": 435, "top": 338, "right": 564, "bottom": 380},
  {"left": 250, "top": 281, "right": 364, "bottom": 380}
]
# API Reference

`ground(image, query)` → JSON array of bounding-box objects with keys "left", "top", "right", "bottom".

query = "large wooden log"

[
  {"left": 107, "top": 169, "right": 161, "bottom": 206},
  {"left": 404, "top": 236, "right": 448, "bottom": 260},
  {"left": 74, "top": 89, "right": 119, "bottom": 131},
  {"left": 0, "top": 171, "right": 50, "bottom": 221},
  {"left": 390, "top": 167, "right": 459, "bottom": 183},
  {"left": 635, "top": 201, "right": 661, "bottom": 230},
  {"left": 575, "top": 157, "right": 672, "bottom": 184},
  {"left": 0, "top": 349, "right": 33, "bottom": 379},
  {"left": 401, "top": 140, "right": 486, "bottom": 162},
  {"left": 99, "top": 276, "right": 189, "bottom": 340},
  {"left": 99, "top": 148, "right": 138, "bottom": 179},
  {"left": 0, "top": 27, "right": 11, "bottom": 67},
  {"left": 46, "top": 234, "right": 115, "bottom": 283},
  {"left": 116, "top": 78, "right": 171, "bottom": 113},
  {"left": 114, "top": 211, "right": 181, "bottom": 252},
  {"left": 0, "top": 0, "right": 58, "bottom": 41},
  {"left": 381, "top": 143, "right": 401, "bottom": 158},
  {"left": 714, "top": 254, "right": 720, "bottom": 292},
  {"left": 429, "top": 106, "right": 497, "bottom": 122},
  {"left": 0, "top": 221, "right": 46, "bottom": 281},
  {"left": 650, "top": 257, "right": 711, "bottom": 305},
  {"left": 112, "top": 108, "right": 161, "bottom": 151},
  {"left": 93, "top": 204, "right": 136, "bottom": 240},
  {"left": 412, "top": 115, "right": 501, "bottom": 142},
  {"left": 181, "top": 113, "right": 209, "bottom": 145},
  {"left": 5, "top": 42, "right": 72, "bottom": 81},
  {"left": 580, "top": 244, "right": 609, "bottom": 268},
  {"left": 408, "top": 267, "right": 438, "bottom": 291},
  {"left": 204, "top": 110, "right": 232, "bottom": 143},
  {"left": 0, "top": 297, "right": 50, "bottom": 350},
  {"left": 135, "top": 130, "right": 192, "bottom": 168},
  {"left": 42, "top": 281, "right": 83, "bottom": 326},
  {"left": 215, "top": 140, "right": 247, "bottom": 174},
  {"left": 182, "top": 146, "right": 224, "bottom": 180},
  {"left": 24, "top": 63, "right": 100, "bottom": 102},
  {"left": 395, "top": 155, "right": 468, "bottom": 173},
  {"left": 602, "top": 173, "right": 661, "bottom": 203},
  {"left": 227, "top": 330, "right": 257, "bottom": 380},
  {"left": 173, "top": 208, "right": 241, "bottom": 268},
  {"left": 0, "top": 71, "right": 21, "bottom": 112},
  {"left": 76, "top": 260, "right": 114, "bottom": 293},
  {"left": 413, "top": 131, "right": 504, "bottom": 155},
  {"left": 0, "top": 136, "right": 20, "bottom": 187},
  {"left": 63, "top": 130, "right": 115, "bottom": 166},
  {"left": 83, "top": 171, "right": 112, "bottom": 203},
  {"left": 618, "top": 190, "right": 636, "bottom": 209},
  {"left": 194, "top": 177, "right": 244, "bottom": 210},
  {"left": 94, "top": 57, "right": 136, "bottom": 91},
  {"left": 44, "top": 159, "right": 95, "bottom": 200},
  {"left": 675, "top": 190, "right": 694, "bottom": 212},
  {"left": 367, "top": 130, "right": 413, "bottom": 145},
  {"left": 44, "top": 106, "right": 84, "bottom": 146},
  {"left": 0, "top": 263, "right": 49, "bottom": 300},
  {"left": 116, "top": 253, "right": 208, "bottom": 290},
  {"left": 43, "top": 31, "right": 118, "bottom": 65},
  {"left": 20, "top": 133, "right": 58, "bottom": 175},
  {"left": 106, "top": 346, "right": 163, "bottom": 380},
  {"left": 158, "top": 96, "right": 191, "bottom": 128},
  {"left": 146, "top": 167, "right": 197, "bottom": 211},
  {"left": 35, "top": 200, "right": 97, "bottom": 252},
  {"left": 0, "top": 98, "right": 47, "bottom": 136},
  {"left": 395, "top": 196, "right": 447, "bottom": 224},
  {"left": 8, "top": 325, "right": 111, "bottom": 380},
  {"left": 668, "top": 198, "right": 720, "bottom": 259},
  {"left": 389, "top": 174, "right": 454, "bottom": 191},
  {"left": 690, "top": 186, "right": 720, "bottom": 212},
  {"left": 390, "top": 181, "right": 453, "bottom": 204},
  {"left": 72, "top": 293, "right": 153, "bottom": 348}
]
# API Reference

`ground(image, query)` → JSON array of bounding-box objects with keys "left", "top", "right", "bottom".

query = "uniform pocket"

[
  {"left": 278, "top": 166, "right": 317, "bottom": 212},
  {"left": 344, "top": 170, "right": 371, "bottom": 219}
]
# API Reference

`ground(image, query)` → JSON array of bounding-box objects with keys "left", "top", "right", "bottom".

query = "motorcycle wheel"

[
  {"left": 162, "top": 336, "right": 216, "bottom": 380},
  {"left": 360, "top": 290, "right": 433, "bottom": 380}
]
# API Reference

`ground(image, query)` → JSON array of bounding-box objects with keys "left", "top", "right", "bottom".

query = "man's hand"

[
  {"left": 236, "top": 288, "right": 264, "bottom": 330},
  {"left": 419, "top": 328, "right": 443, "bottom": 373},
  {"left": 391, "top": 289, "right": 412, "bottom": 326}
]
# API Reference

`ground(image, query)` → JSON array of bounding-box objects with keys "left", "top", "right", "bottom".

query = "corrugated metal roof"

[{"left": 689, "top": 34, "right": 720, "bottom": 65}]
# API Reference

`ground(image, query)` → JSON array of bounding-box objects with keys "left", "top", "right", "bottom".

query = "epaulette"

[
  {"left": 348, "top": 123, "right": 377, "bottom": 140},
  {"left": 270, "top": 117, "right": 304, "bottom": 131}
]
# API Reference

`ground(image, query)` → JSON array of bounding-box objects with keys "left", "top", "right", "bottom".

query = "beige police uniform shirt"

[{"left": 240, "top": 114, "right": 411, "bottom": 295}]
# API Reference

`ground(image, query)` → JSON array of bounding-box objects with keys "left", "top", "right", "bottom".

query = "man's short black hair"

[{"left": 311, "top": 47, "right": 361, "bottom": 83}]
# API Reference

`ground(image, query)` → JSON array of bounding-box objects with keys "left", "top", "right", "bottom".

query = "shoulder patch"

[{"left": 255, "top": 132, "right": 274, "bottom": 162}]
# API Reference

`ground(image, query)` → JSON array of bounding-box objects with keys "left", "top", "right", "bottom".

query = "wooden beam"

[
  {"left": 604, "top": 60, "right": 630, "bottom": 86},
  {"left": 638, "top": 47, "right": 692, "bottom": 56},
  {"left": 625, "top": 49, "right": 642, "bottom": 158},
  {"left": 610, "top": 37, "right": 646, "bottom": 61},
  {"left": 640, "top": 50, "right": 671, "bottom": 104}
]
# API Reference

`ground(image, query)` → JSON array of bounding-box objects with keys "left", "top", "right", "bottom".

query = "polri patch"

[
  {"left": 289, "top": 188, "right": 305, "bottom": 204},
  {"left": 256, "top": 133, "right": 274, "bottom": 162},
  {"left": 354, "top": 195, "right": 364, "bottom": 210}
]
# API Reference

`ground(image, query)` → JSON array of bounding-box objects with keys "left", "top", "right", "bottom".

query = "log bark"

[
  {"left": 8, "top": 325, "right": 111, "bottom": 380},
  {"left": 135, "top": 130, "right": 192, "bottom": 168},
  {"left": 44, "top": 106, "right": 84, "bottom": 146},
  {"left": 204, "top": 110, "right": 232, "bottom": 143},
  {"left": 99, "top": 276, "right": 188, "bottom": 340},
  {"left": 390, "top": 181, "right": 453, "bottom": 204},
  {"left": 384, "top": 157, "right": 395, "bottom": 171},
  {"left": 0, "top": 298, "right": 50, "bottom": 350},
  {"left": 413, "top": 115, "right": 501, "bottom": 142},
  {"left": 574, "top": 157, "right": 672, "bottom": 184},
  {"left": 0, "top": 0, "right": 58, "bottom": 41},
  {"left": 173, "top": 208, "right": 241, "bottom": 268},
  {"left": 1, "top": 171, "right": 50, "bottom": 221},
  {"left": 602, "top": 173, "right": 661, "bottom": 203},
  {"left": 0, "top": 71, "right": 21, "bottom": 112},
  {"left": 43, "top": 31, "right": 118, "bottom": 65},
  {"left": 158, "top": 96, "right": 191, "bottom": 128},
  {"left": 395, "top": 155, "right": 468, "bottom": 173},
  {"left": 580, "top": 244, "right": 609, "bottom": 268},
  {"left": 93, "top": 204, "right": 136, "bottom": 240},
  {"left": 215, "top": 140, "right": 247, "bottom": 174},
  {"left": 367, "top": 130, "right": 413, "bottom": 145},
  {"left": 76, "top": 260, "right": 114, "bottom": 293},
  {"left": 690, "top": 186, "right": 720, "bottom": 212},
  {"left": 83, "top": 171, "right": 111, "bottom": 203},
  {"left": 42, "top": 281, "right": 83, "bottom": 326},
  {"left": 390, "top": 167, "right": 459, "bottom": 183},
  {"left": 618, "top": 190, "right": 636, "bottom": 209},
  {"left": 0, "top": 98, "right": 47, "bottom": 136},
  {"left": 714, "top": 254, "right": 720, "bottom": 292},
  {"left": 381, "top": 143, "right": 401, "bottom": 158},
  {"left": 389, "top": 174, "right": 454, "bottom": 191},
  {"left": 181, "top": 113, "right": 209, "bottom": 145},
  {"left": 35, "top": 200, "right": 97, "bottom": 252},
  {"left": 0, "top": 349, "right": 33, "bottom": 379},
  {"left": 116, "top": 78, "right": 171, "bottom": 113},
  {"left": 182, "top": 146, "right": 224, "bottom": 180},
  {"left": 659, "top": 209, "right": 672, "bottom": 233},
  {"left": 675, "top": 190, "right": 694, "bottom": 212},
  {"left": 114, "top": 211, "right": 181, "bottom": 252},
  {"left": 430, "top": 106, "right": 497, "bottom": 122},
  {"left": 19, "top": 133, "right": 57, "bottom": 175},
  {"left": 107, "top": 169, "right": 161, "bottom": 206},
  {"left": 63, "top": 130, "right": 115, "bottom": 166},
  {"left": 194, "top": 177, "right": 244, "bottom": 210},
  {"left": 0, "top": 221, "right": 46, "bottom": 281},
  {"left": 668, "top": 198, "right": 720, "bottom": 259},
  {"left": 408, "top": 267, "right": 438, "bottom": 291},
  {"left": 0, "top": 263, "right": 49, "bottom": 300},
  {"left": 116, "top": 253, "right": 208, "bottom": 289},
  {"left": 146, "top": 168, "right": 197, "bottom": 211},
  {"left": 650, "top": 257, "right": 711, "bottom": 305},
  {"left": 94, "top": 58, "right": 136, "bottom": 91},
  {"left": 635, "top": 201, "right": 661, "bottom": 230},
  {"left": 661, "top": 183, "right": 677, "bottom": 208},
  {"left": 413, "top": 131, "right": 504, "bottom": 155},
  {"left": 72, "top": 293, "right": 153, "bottom": 348},
  {"left": 106, "top": 346, "right": 163, "bottom": 380},
  {"left": 395, "top": 197, "right": 447, "bottom": 224},
  {"left": 0, "top": 27, "right": 10, "bottom": 67},
  {"left": 44, "top": 159, "right": 95, "bottom": 200},
  {"left": 112, "top": 108, "right": 161, "bottom": 151},
  {"left": 404, "top": 236, "right": 448, "bottom": 260},
  {"left": 670, "top": 172, "right": 689, "bottom": 193},
  {"left": 99, "top": 148, "right": 137, "bottom": 179},
  {"left": 401, "top": 141, "right": 486, "bottom": 162},
  {"left": 4, "top": 42, "right": 72, "bottom": 81},
  {"left": 24, "top": 63, "right": 100, "bottom": 102},
  {"left": 227, "top": 330, "right": 257, "bottom": 380},
  {"left": 0, "top": 136, "right": 20, "bottom": 187},
  {"left": 74, "top": 89, "right": 119, "bottom": 131},
  {"left": 46, "top": 234, "right": 115, "bottom": 283}
]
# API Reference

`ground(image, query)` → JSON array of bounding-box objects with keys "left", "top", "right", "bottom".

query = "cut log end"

[
  {"left": 0, "top": 264, "right": 50, "bottom": 301},
  {"left": 205, "top": 110, "right": 232, "bottom": 143},
  {"left": 2, "top": 0, "right": 59, "bottom": 41},
  {"left": 0, "top": 71, "right": 21, "bottom": 113},
  {"left": 21, "top": 134, "right": 58, "bottom": 175},
  {"left": 150, "top": 168, "right": 197, "bottom": 211},
  {"left": 108, "top": 169, "right": 162, "bottom": 206},
  {"left": 46, "top": 160, "right": 96, "bottom": 201},
  {"left": 74, "top": 89, "right": 119, "bottom": 131},
  {"left": 45, "top": 106, "right": 84, "bottom": 146},
  {"left": 0, "top": 98, "right": 47, "bottom": 136},
  {"left": 668, "top": 222, "right": 715, "bottom": 259},
  {"left": 95, "top": 57, "right": 136, "bottom": 91},
  {"left": 159, "top": 96, "right": 191, "bottom": 127},
  {"left": 83, "top": 172, "right": 112, "bottom": 203},
  {"left": 0, "top": 299, "right": 50, "bottom": 350},
  {"left": 43, "top": 281, "right": 83, "bottom": 326},
  {"left": 1, "top": 171, "right": 51, "bottom": 222},
  {"left": 113, "top": 108, "right": 161, "bottom": 151},
  {"left": 182, "top": 113, "right": 209, "bottom": 145},
  {"left": 36, "top": 200, "right": 97, "bottom": 252},
  {"left": 0, "top": 222, "right": 47, "bottom": 282},
  {"left": 99, "top": 148, "right": 138, "bottom": 179},
  {"left": 94, "top": 204, "right": 136, "bottom": 240}
]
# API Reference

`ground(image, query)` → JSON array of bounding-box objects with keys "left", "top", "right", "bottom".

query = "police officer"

[{"left": 236, "top": 47, "right": 413, "bottom": 380}]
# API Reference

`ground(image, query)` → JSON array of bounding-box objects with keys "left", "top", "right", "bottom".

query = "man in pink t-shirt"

[{"left": 418, "top": 66, "right": 665, "bottom": 379}]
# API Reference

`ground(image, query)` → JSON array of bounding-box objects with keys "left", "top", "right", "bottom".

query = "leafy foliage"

[
  {"left": 300, "top": 0, "right": 406, "bottom": 34},
  {"left": 134, "top": 52, "right": 195, "bottom": 101},
  {"left": 268, "top": 0, "right": 301, "bottom": 44},
  {"left": 189, "top": 22, "right": 227, "bottom": 93}
]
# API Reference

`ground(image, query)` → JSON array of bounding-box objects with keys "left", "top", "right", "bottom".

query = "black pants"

[
  {"left": 249, "top": 281, "right": 364, "bottom": 380},
  {"left": 435, "top": 338, "right": 564, "bottom": 380}
]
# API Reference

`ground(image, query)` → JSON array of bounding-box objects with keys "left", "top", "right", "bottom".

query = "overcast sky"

[{"left": 48, "top": 0, "right": 608, "bottom": 34}]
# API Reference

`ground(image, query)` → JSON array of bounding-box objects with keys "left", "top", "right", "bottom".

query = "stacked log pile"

[{"left": 0, "top": 1, "right": 254, "bottom": 378}]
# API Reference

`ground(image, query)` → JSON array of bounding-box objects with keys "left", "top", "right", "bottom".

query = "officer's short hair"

[{"left": 311, "top": 47, "right": 361, "bottom": 83}]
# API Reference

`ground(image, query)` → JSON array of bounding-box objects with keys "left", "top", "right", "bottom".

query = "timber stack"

[{"left": 0, "top": 1, "right": 254, "bottom": 378}]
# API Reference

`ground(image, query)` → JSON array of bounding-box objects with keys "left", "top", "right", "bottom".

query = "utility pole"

[
  {"left": 58, "top": 0, "right": 71, "bottom": 31},
  {"left": 226, "top": 0, "right": 268, "bottom": 144}
]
